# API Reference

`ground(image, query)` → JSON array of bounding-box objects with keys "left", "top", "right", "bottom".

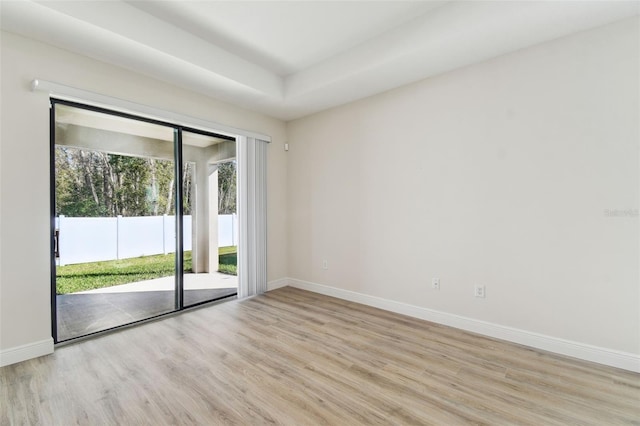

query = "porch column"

[
  {"left": 190, "top": 158, "right": 209, "bottom": 273},
  {"left": 208, "top": 166, "right": 219, "bottom": 273}
]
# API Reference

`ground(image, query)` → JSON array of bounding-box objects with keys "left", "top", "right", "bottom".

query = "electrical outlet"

[
  {"left": 322, "top": 259, "right": 328, "bottom": 270},
  {"left": 474, "top": 285, "right": 486, "bottom": 298},
  {"left": 432, "top": 278, "right": 440, "bottom": 290}
]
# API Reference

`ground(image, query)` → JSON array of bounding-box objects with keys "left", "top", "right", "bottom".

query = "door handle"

[{"left": 54, "top": 229, "right": 60, "bottom": 258}]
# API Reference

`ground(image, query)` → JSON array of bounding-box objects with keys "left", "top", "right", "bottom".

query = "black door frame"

[{"left": 50, "top": 98, "right": 237, "bottom": 343}]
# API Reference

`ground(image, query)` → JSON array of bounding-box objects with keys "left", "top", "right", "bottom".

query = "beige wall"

[
  {"left": 287, "top": 18, "right": 639, "bottom": 354},
  {"left": 0, "top": 32, "right": 287, "bottom": 352}
]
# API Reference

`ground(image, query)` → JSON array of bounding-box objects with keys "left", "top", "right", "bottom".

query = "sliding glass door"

[
  {"left": 182, "top": 130, "right": 238, "bottom": 307},
  {"left": 51, "top": 99, "right": 237, "bottom": 342}
]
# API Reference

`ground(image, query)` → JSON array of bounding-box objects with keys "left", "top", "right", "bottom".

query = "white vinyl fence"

[{"left": 56, "top": 214, "right": 238, "bottom": 265}]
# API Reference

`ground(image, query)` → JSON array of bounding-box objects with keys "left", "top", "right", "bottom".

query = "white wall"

[
  {"left": 287, "top": 18, "right": 639, "bottom": 357},
  {"left": 0, "top": 31, "right": 287, "bottom": 359}
]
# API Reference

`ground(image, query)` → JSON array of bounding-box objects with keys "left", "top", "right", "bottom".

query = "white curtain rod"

[{"left": 31, "top": 79, "right": 271, "bottom": 142}]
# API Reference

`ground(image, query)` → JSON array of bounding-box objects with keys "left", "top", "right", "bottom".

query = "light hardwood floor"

[{"left": 2, "top": 287, "right": 639, "bottom": 425}]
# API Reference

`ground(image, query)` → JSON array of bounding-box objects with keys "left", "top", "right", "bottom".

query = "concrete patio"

[{"left": 57, "top": 273, "right": 237, "bottom": 341}]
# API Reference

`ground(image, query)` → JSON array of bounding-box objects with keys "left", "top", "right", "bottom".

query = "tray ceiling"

[{"left": 1, "top": 1, "right": 638, "bottom": 120}]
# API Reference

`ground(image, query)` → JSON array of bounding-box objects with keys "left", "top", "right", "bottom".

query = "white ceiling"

[
  {"left": 1, "top": 1, "right": 638, "bottom": 121},
  {"left": 127, "top": 1, "right": 444, "bottom": 77}
]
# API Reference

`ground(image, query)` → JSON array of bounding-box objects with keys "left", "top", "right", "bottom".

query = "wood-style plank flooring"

[{"left": 2, "top": 287, "right": 639, "bottom": 425}]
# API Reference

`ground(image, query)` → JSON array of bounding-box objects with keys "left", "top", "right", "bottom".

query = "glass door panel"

[
  {"left": 181, "top": 130, "right": 237, "bottom": 307},
  {"left": 53, "top": 102, "right": 178, "bottom": 341}
]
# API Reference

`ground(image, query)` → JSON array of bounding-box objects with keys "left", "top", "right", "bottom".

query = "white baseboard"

[
  {"left": 267, "top": 278, "right": 290, "bottom": 291},
  {"left": 4, "top": 281, "right": 637, "bottom": 372},
  {"left": 0, "top": 338, "right": 54, "bottom": 367},
  {"left": 283, "top": 278, "right": 640, "bottom": 373}
]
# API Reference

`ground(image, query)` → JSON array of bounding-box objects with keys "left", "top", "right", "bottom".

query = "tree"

[
  {"left": 55, "top": 147, "right": 178, "bottom": 217},
  {"left": 217, "top": 161, "right": 236, "bottom": 214},
  {"left": 55, "top": 148, "right": 108, "bottom": 217},
  {"left": 183, "top": 162, "right": 194, "bottom": 215},
  {"left": 55, "top": 147, "right": 212, "bottom": 218}
]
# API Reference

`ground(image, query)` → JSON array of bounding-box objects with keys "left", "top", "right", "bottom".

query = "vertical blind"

[{"left": 237, "top": 137, "right": 268, "bottom": 298}]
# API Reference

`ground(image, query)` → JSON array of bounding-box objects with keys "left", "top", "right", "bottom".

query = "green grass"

[
  {"left": 218, "top": 253, "right": 237, "bottom": 275},
  {"left": 56, "top": 247, "right": 237, "bottom": 294},
  {"left": 217, "top": 246, "right": 238, "bottom": 276},
  {"left": 219, "top": 246, "right": 237, "bottom": 255}
]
